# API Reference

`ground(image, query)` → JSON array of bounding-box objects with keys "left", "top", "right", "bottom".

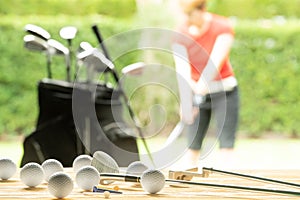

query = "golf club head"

[
  {"left": 23, "top": 34, "right": 49, "bottom": 52},
  {"left": 59, "top": 26, "right": 77, "bottom": 40},
  {"left": 47, "top": 39, "right": 69, "bottom": 55},
  {"left": 82, "top": 49, "right": 113, "bottom": 73},
  {"left": 76, "top": 47, "right": 95, "bottom": 60},
  {"left": 77, "top": 41, "right": 93, "bottom": 54},
  {"left": 121, "top": 62, "right": 146, "bottom": 76},
  {"left": 24, "top": 24, "right": 51, "bottom": 41}
]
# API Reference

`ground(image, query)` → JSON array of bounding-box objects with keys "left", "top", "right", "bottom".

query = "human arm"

[
  {"left": 173, "top": 43, "right": 208, "bottom": 124},
  {"left": 172, "top": 43, "right": 195, "bottom": 124},
  {"left": 193, "top": 33, "right": 234, "bottom": 95}
]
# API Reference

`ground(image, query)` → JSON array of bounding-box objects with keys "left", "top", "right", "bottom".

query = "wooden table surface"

[{"left": 1, "top": 168, "right": 300, "bottom": 199}]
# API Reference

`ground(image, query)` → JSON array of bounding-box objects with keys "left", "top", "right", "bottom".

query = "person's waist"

[
  {"left": 221, "top": 76, "right": 238, "bottom": 91},
  {"left": 208, "top": 76, "right": 238, "bottom": 94}
]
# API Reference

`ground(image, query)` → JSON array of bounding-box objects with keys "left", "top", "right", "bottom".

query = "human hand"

[
  {"left": 179, "top": 104, "right": 199, "bottom": 125},
  {"left": 190, "top": 79, "right": 208, "bottom": 96}
]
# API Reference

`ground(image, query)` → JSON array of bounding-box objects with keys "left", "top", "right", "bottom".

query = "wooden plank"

[{"left": 0, "top": 169, "right": 300, "bottom": 199}]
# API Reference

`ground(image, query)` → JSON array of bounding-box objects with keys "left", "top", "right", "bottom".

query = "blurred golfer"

[{"left": 173, "top": 0, "right": 240, "bottom": 169}]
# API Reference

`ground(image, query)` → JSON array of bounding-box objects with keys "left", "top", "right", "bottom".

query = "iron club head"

[
  {"left": 24, "top": 24, "right": 51, "bottom": 41},
  {"left": 47, "top": 39, "right": 69, "bottom": 56},
  {"left": 24, "top": 35, "right": 49, "bottom": 52}
]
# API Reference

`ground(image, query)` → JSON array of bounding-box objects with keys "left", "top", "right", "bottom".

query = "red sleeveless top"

[{"left": 176, "top": 14, "right": 235, "bottom": 81}]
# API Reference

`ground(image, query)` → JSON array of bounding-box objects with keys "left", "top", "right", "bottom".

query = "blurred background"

[{"left": 1, "top": 0, "right": 300, "bottom": 168}]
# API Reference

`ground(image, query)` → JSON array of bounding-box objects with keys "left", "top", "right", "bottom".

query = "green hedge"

[
  {"left": 0, "top": 0, "right": 136, "bottom": 18},
  {"left": 208, "top": 0, "right": 300, "bottom": 19},
  {"left": 1, "top": 0, "right": 300, "bottom": 137},
  {"left": 2, "top": 0, "right": 299, "bottom": 19},
  {"left": 232, "top": 19, "right": 300, "bottom": 137},
  {"left": 1, "top": 16, "right": 300, "bottom": 137},
  {"left": 0, "top": 15, "right": 133, "bottom": 135}
]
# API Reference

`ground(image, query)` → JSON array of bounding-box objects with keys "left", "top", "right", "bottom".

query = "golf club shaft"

[
  {"left": 67, "top": 40, "right": 73, "bottom": 82},
  {"left": 99, "top": 173, "right": 300, "bottom": 197},
  {"left": 91, "top": 25, "right": 155, "bottom": 167},
  {"left": 203, "top": 167, "right": 300, "bottom": 188},
  {"left": 91, "top": 25, "right": 111, "bottom": 61},
  {"left": 46, "top": 53, "right": 52, "bottom": 78},
  {"left": 167, "top": 179, "right": 300, "bottom": 197}
]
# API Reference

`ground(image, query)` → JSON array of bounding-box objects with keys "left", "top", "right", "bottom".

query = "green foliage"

[
  {"left": 0, "top": 15, "right": 133, "bottom": 135},
  {"left": 208, "top": 0, "right": 300, "bottom": 19},
  {"left": 1, "top": 0, "right": 300, "bottom": 138},
  {"left": 0, "top": 0, "right": 136, "bottom": 18},
  {"left": 232, "top": 19, "right": 300, "bottom": 137}
]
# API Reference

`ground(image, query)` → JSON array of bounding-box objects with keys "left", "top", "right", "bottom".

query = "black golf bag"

[{"left": 21, "top": 78, "right": 139, "bottom": 167}]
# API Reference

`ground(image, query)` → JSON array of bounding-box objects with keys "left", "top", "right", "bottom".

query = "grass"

[{"left": 1, "top": 135, "right": 300, "bottom": 169}]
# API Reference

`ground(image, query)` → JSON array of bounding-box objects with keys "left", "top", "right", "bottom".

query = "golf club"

[
  {"left": 121, "top": 62, "right": 146, "bottom": 76},
  {"left": 78, "top": 41, "right": 93, "bottom": 53},
  {"left": 24, "top": 35, "right": 48, "bottom": 52},
  {"left": 121, "top": 62, "right": 186, "bottom": 149},
  {"left": 23, "top": 34, "right": 52, "bottom": 78},
  {"left": 163, "top": 94, "right": 206, "bottom": 148},
  {"left": 59, "top": 26, "right": 78, "bottom": 81},
  {"left": 203, "top": 167, "right": 300, "bottom": 189},
  {"left": 91, "top": 24, "right": 155, "bottom": 167},
  {"left": 158, "top": 43, "right": 196, "bottom": 149},
  {"left": 80, "top": 48, "right": 111, "bottom": 83},
  {"left": 99, "top": 172, "right": 300, "bottom": 197},
  {"left": 24, "top": 24, "right": 51, "bottom": 41},
  {"left": 75, "top": 41, "right": 94, "bottom": 80},
  {"left": 47, "top": 39, "right": 71, "bottom": 82},
  {"left": 164, "top": 121, "right": 185, "bottom": 147},
  {"left": 24, "top": 24, "right": 53, "bottom": 78},
  {"left": 59, "top": 26, "right": 77, "bottom": 48}
]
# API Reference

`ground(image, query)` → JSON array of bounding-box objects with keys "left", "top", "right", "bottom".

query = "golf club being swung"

[{"left": 91, "top": 24, "right": 155, "bottom": 167}]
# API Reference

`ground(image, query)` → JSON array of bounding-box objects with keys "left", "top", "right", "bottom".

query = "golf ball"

[
  {"left": 104, "top": 191, "right": 110, "bottom": 199},
  {"left": 0, "top": 158, "right": 17, "bottom": 180},
  {"left": 48, "top": 172, "right": 73, "bottom": 199},
  {"left": 140, "top": 169, "right": 165, "bottom": 194},
  {"left": 126, "top": 161, "right": 149, "bottom": 176},
  {"left": 42, "top": 159, "right": 63, "bottom": 181},
  {"left": 20, "top": 162, "right": 44, "bottom": 187},
  {"left": 75, "top": 166, "right": 100, "bottom": 191},
  {"left": 72, "top": 154, "right": 92, "bottom": 173}
]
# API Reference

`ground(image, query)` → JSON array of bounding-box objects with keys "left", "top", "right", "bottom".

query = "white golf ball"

[
  {"left": 126, "top": 161, "right": 149, "bottom": 176},
  {"left": 0, "top": 158, "right": 17, "bottom": 180},
  {"left": 20, "top": 162, "right": 44, "bottom": 187},
  {"left": 48, "top": 172, "right": 73, "bottom": 199},
  {"left": 141, "top": 169, "right": 165, "bottom": 194},
  {"left": 72, "top": 154, "right": 92, "bottom": 173},
  {"left": 42, "top": 159, "right": 63, "bottom": 181},
  {"left": 75, "top": 166, "right": 100, "bottom": 191}
]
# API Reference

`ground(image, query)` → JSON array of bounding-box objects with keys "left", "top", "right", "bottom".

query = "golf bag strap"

[
  {"left": 36, "top": 114, "right": 72, "bottom": 132},
  {"left": 102, "top": 122, "right": 136, "bottom": 139}
]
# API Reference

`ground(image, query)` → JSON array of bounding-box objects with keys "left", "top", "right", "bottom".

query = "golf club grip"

[{"left": 91, "top": 25, "right": 111, "bottom": 60}]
